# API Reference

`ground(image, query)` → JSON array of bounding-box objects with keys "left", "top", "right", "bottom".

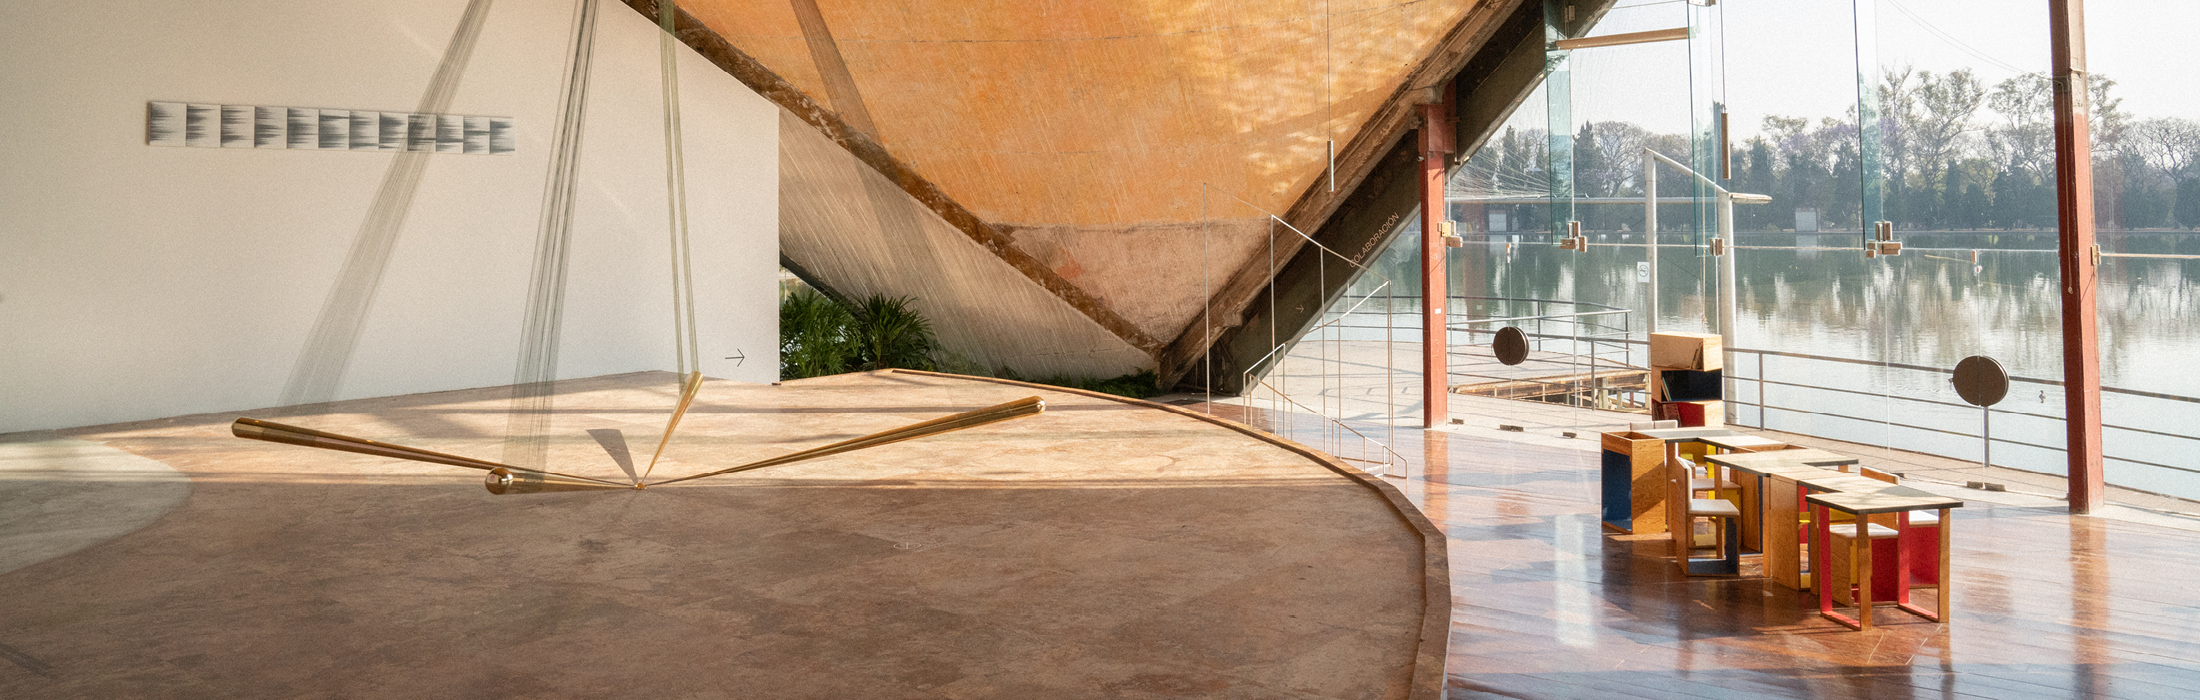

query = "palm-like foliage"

[
  {"left": 780, "top": 291, "right": 939, "bottom": 378},
  {"left": 851, "top": 295, "right": 937, "bottom": 372},
  {"left": 779, "top": 288, "right": 855, "bottom": 380}
]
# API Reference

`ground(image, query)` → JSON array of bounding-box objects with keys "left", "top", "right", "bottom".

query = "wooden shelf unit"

[{"left": 1648, "top": 333, "right": 1723, "bottom": 427}]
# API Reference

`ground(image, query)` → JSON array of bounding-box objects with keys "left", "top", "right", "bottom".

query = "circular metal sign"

[
  {"left": 1952, "top": 355, "right": 2009, "bottom": 407},
  {"left": 1493, "top": 327, "right": 1529, "bottom": 366}
]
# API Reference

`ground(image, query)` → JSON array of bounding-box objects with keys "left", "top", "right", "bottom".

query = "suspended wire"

[
  {"left": 658, "top": 0, "right": 701, "bottom": 377},
  {"left": 505, "top": 0, "right": 601, "bottom": 469},
  {"left": 278, "top": 0, "right": 495, "bottom": 413},
  {"left": 1882, "top": 0, "right": 2027, "bottom": 75}
]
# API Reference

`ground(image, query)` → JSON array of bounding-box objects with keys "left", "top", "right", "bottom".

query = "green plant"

[
  {"left": 779, "top": 288, "right": 855, "bottom": 380},
  {"left": 850, "top": 295, "right": 938, "bottom": 372}
]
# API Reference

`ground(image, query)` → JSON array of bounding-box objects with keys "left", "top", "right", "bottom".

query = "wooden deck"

[{"left": 1194, "top": 403, "right": 2200, "bottom": 700}]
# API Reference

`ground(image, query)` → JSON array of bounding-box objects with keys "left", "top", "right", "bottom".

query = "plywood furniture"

[
  {"left": 1904, "top": 510, "right": 1943, "bottom": 588},
  {"left": 1598, "top": 427, "right": 1741, "bottom": 534},
  {"left": 1705, "top": 448, "right": 1863, "bottom": 590},
  {"left": 1655, "top": 399, "right": 1723, "bottom": 427},
  {"left": 1649, "top": 332, "right": 1724, "bottom": 427},
  {"left": 1600, "top": 431, "right": 1668, "bottom": 534},
  {"left": 1688, "top": 435, "right": 1786, "bottom": 550},
  {"left": 1806, "top": 486, "right": 1963, "bottom": 631},
  {"left": 1650, "top": 332, "right": 1723, "bottom": 371},
  {"left": 1667, "top": 452, "right": 1742, "bottom": 576},
  {"left": 1697, "top": 435, "right": 1788, "bottom": 453},
  {"left": 1827, "top": 522, "right": 1902, "bottom": 606}
]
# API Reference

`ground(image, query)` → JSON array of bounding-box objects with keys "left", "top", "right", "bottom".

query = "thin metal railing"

[
  {"left": 1205, "top": 183, "right": 1407, "bottom": 478},
  {"left": 1246, "top": 376, "right": 1411, "bottom": 473},
  {"left": 1719, "top": 346, "right": 2200, "bottom": 477}
]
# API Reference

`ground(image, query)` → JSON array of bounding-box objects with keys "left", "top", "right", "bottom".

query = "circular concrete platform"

[{"left": 0, "top": 371, "right": 1445, "bottom": 699}]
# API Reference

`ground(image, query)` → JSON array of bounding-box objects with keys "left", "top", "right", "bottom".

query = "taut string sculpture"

[{"left": 231, "top": 393, "right": 1044, "bottom": 494}]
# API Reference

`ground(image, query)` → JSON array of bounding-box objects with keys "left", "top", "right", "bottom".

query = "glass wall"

[
  {"left": 2080, "top": 0, "right": 2200, "bottom": 500},
  {"left": 1302, "top": 0, "right": 2200, "bottom": 509},
  {"left": 1854, "top": 0, "right": 2065, "bottom": 484}
]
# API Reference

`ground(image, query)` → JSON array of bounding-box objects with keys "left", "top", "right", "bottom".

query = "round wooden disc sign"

[
  {"left": 1952, "top": 355, "right": 2009, "bottom": 407},
  {"left": 1493, "top": 327, "right": 1529, "bottom": 366}
]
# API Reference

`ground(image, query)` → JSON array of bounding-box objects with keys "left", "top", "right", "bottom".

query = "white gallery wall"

[{"left": 0, "top": 0, "right": 780, "bottom": 433}]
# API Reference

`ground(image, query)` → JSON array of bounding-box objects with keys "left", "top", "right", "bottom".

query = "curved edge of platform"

[{"left": 864, "top": 369, "right": 1452, "bottom": 700}]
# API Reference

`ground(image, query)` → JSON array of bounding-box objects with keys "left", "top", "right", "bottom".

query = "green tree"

[
  {"left": 780, "top": 292, "right": 941, "bottom": 378},
  {"left": 1573, "top": 122, "right": 1607, "bottom": 230},
  {"left": 2177, "top": 178, "right": 2200, "bottom": 229},
  {"left": 1741, "top": 138, "right": 1776, "bottom": 230},
  {"left": 2124, "top": 181, "right": 2172, "bottom": 229}
]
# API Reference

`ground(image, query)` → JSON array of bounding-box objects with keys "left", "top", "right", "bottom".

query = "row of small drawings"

[{"left": 147, "top": 102, "right": 515, "bottom": 154}]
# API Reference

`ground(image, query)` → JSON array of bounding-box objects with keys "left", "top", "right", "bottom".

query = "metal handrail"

[
  {"left": 1246, "top": 376, "right": 1409, "bottom": 474},
  {"left": 1728, "top": 346, "right": 2200, "bottom": 406},
  {"left": 1721, "top": 395, "right": 2200, "bottom": 476},
  {"left": 1356, "top": 294, "right": 1631, "bottom": 312},
  {"left": 1718, "top": 346, "right": 2200, "bottom": 480}
]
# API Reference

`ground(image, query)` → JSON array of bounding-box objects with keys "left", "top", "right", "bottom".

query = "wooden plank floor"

[{"left": 1193, "top": 403, "right": 2200, "bottom": 700}]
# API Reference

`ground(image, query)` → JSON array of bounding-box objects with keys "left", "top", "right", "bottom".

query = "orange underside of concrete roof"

[{"left": 682, "top": 0, "right": 1482, "bottom": 227}]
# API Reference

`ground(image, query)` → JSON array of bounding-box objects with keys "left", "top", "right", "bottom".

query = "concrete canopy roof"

[
  {"left": 638, "top": 0, "right": 1521, "bottom": 382},
  {"left": 686, "top": 0, "right": 1473, "bottom": 227}
]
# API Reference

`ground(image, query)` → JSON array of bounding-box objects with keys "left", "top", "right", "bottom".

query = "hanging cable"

[
  {"left": 659, "top": 0, "right": 701, "bottom": 378},
  {"left": 637, "top": 0, "right": 705, "bottom": 485},
  {"left": 504, "top": 0, "right": 601, "bottom": 469},
  {"left": 278, "top": 0, "right": 495, "bottom": 413}
]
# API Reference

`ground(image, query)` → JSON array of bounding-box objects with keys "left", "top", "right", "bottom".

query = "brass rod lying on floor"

[
  {"left": 484, "top": 466, "right": 629, "bottom": 494},
  {"left": 648, "top": 396, "right": 1046, "bottom": 487},
  {"left": 231, "top": 417, "right": 627, "bottom": 487}
]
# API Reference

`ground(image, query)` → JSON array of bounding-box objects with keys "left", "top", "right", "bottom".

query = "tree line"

[{"left": 1455, "top": 67, "right": 2200, "bottom": 234}]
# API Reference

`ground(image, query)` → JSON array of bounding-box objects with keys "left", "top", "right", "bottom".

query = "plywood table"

[
  {"left": 1705, "top": 449, "right": 1862, "bottom": 589},
  {"left": 1687, "top": 435, "right": 1790, "bottom": 549},
  {"left": 1696, "top": 434, "right": 1789, "bottom": 453},
  {"left": 1805, "top": 486, "right": 1963, "bottom": 631}
]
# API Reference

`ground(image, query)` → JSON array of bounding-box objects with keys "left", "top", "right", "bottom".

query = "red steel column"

[
  {"left": 1419, "top": 86, "right": 1454, "bottom": 429},
  {"left": 2050, "top": 0, "right": 2104, "bottom": 513}
]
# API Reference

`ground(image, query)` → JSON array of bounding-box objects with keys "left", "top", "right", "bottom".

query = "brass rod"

[
  {"left": 639, "top": 370, "right": 704, "bottom": 483},
  {"left": 485, "top": 466, "right": 631, "bottom": 494},
  {"left": 649, "top": 396, "right": 1045, "bottom": 486},
  {"left": 231, "top": 417, "right": 626, "bottom": 486}
]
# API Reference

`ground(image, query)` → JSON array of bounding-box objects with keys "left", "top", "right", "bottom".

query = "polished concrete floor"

[
  {"left": 0, "top": 371, "right": 1445, "bottom": 699},
  {"left": 1195, "top": 403, "right": 2200, "bottom": 700}
]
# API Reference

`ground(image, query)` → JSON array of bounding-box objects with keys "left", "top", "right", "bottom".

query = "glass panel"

[
  {"left": 1869, "top": 0, "right": 2064, "bottom": 491},
  {"left": 2085, "top": 0, "right": 2200, "bottom": 507},
  {"left": 1547, "top": 0, "right": 1706, "bottom": 353},
  {"left": 1718, "top": 0, "right": 1888, "bottom": 447}
]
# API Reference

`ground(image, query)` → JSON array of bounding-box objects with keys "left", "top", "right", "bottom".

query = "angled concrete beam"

[
  {"left": 1186, "top": 0, "right": 1604, "bottom": 393},
  {"left": 1159, "top": 0, "right": 1553, "bottom": 389}
]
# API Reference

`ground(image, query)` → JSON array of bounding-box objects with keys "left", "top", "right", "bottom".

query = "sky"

[{"left": 1554, "top": 0, "right": 2197, "bottom": 140}]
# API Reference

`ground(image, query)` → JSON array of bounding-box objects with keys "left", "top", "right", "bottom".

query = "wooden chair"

[
  {"left": 1827, "top": 469, "right": 1937, "bottom": 600},
  {"left": 1851, "top": 467, "right": 1940, "bottom": 585},
  {"left": 1903, "top": 510, "right": 1943, "bottom": 588},
  {"left": 1668, "top": 454, "right": 1741, "bottom": 576}
]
